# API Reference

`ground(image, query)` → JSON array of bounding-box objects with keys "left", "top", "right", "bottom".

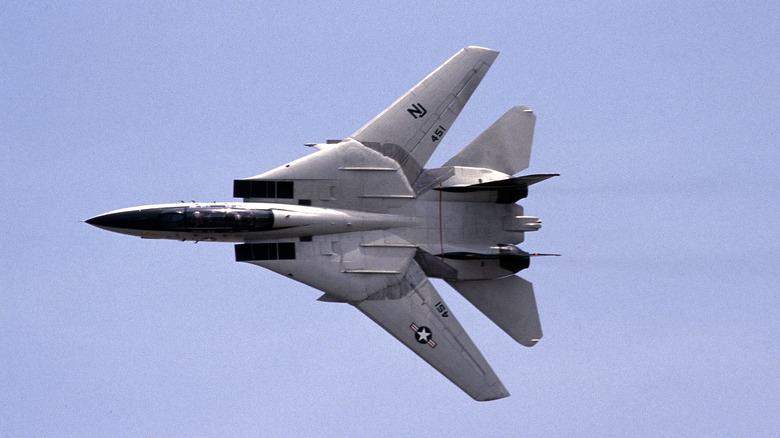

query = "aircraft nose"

[
  {"left": 85, "top": 214, "right": 106, "bottom": 227},
  {"left": 85, "top": 210, "right": 159, "bottom": 230},
  {"left": 85, "top": 212, "right": 127, "bottom": 229}
]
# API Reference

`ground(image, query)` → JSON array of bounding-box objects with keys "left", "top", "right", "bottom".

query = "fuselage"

[
  {"left": 86, "top": 199, "right": 542, "bottom": 280},
  {"left": 86, "top": 202, "right": 414, "bottom": 242}
]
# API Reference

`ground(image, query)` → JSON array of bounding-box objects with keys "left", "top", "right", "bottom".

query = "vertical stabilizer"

[
  {"left": 446, "top": 275, "right": 542, "bottom": 346},
  {"left": 444, "top": 105, "right": 535, "bottom": 175}
]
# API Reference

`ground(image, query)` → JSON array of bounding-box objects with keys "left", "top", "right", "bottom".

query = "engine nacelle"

[
  {"left": 496, "top": 245, "right": 531, "bottom": 273},
  {"left": 439, "top": 244, "right": 531, "bottom": 280}
]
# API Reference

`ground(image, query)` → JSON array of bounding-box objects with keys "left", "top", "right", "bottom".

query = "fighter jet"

[{"left": 87, "top": 46, "right": 558, "bottom": 401}]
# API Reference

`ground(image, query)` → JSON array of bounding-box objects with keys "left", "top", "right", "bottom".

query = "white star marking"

[{"left": 416, "top": 328, "right": 431, "bottom": 342}]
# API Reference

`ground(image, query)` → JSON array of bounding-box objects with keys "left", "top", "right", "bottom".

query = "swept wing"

[
  {"left": 350, "top": 46, "right": 499, "bottom": 183},
  {"left": 355, "top": 261, "right": 509, "bottom": 401},
  {"left": 241, "top": 230, "right": 509, "bottom": 401}
]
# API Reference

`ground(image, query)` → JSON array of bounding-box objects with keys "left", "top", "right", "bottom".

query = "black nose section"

[
  {"left": 85, "top": 215, "right": 108, "bottom": 227},
  {"left": 85, "top": 210, "right": 160, "bottom": 230}
]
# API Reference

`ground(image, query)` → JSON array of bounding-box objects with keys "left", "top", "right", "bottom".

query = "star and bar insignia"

[{"left": 410, "top": 323, "right": 436, "bottom": 348}]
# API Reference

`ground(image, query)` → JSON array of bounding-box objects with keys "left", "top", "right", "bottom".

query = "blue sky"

[{"left": 2, "top": 1, "right": 778, "bottom": 436}]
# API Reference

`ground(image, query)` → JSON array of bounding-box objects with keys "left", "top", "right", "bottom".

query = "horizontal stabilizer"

[
  {"left": 444, "top": 105, "right": 536, "bottom": 175},
  {"left": 439, "top": 174, "right": 558, "bottom": 192},
  {"left": 437, "top": 174, "right": 559, "bottom": 203},
  {"left": 446, "top": 276, "right": 542, "bottom": 346}
]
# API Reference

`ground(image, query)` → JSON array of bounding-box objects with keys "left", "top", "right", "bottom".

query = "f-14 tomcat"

[{"left": 87, "top": 46, "right": 558, "bottom": 401}]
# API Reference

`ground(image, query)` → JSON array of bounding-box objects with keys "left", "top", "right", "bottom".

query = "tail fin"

[
  {"left": 446, "top": 275, "right": 542, "bottom": 346},
  {"left": 444, "top": 105, "right": 536, "bottom": 175}
]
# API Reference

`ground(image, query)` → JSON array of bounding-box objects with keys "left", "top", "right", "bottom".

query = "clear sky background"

[{"left": 2, "top": 2, "right": 778, "bottom": 436}]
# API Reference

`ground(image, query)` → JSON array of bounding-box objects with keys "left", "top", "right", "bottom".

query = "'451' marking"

[{"left": 431, "top": 125, "right": 447, "bottom": 142}]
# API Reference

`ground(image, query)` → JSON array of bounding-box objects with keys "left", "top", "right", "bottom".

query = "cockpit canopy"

[{"left": 158, "top": 207, "right": 274, "bottom": 232}]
